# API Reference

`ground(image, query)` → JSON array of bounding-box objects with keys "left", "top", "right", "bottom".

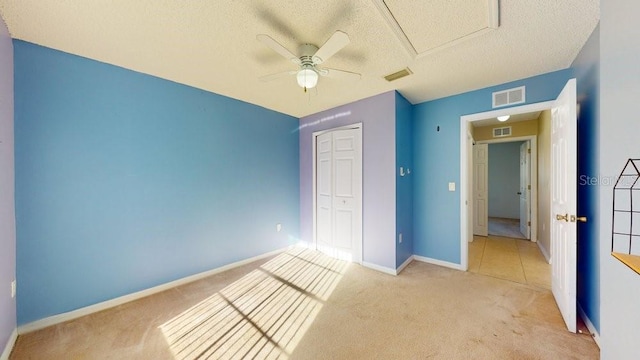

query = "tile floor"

[{"left": 469, "top": 235, "right": 551, "bottom": 289}]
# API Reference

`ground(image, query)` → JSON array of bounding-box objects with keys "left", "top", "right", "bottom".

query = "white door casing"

[
  {"left": 520, "top": 141, "right": 531, "bottom": 239},
  {"left": 473, "top": 143, "right": 489, "bottom": 236},
  {"left": 314, "top": 126, "right": 362, "bottom": 263},
  {"left": 467, "top": 129, "right": 474, "bottom": 243},
  {"left": 550, "top": 79, "right": 578, "bottom": 333}
]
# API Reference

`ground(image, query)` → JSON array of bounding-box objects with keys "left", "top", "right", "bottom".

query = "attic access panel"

[
  {"left": 612, "top": 158, "right": 640, "bottom": 274},
  {"left": 374, "top": 0, "right": 499, "bottom": 58}
]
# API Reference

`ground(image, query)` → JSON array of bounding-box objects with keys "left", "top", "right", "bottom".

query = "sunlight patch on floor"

[{"left": 160, "top": 248, "right": 349, "bottom": 359}]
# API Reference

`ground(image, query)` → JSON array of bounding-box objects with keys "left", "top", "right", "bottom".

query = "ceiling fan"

[{"left": 257, "top": 31, "right": 361, "bottom": 92}]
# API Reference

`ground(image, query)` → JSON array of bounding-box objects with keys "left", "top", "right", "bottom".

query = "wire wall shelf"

[{"left": 611, "top": 158, "right": 640, "bottom": 274}]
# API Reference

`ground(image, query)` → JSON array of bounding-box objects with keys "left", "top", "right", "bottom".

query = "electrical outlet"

[
  {"left": 276, "top": 223, "right": 282, "bottom": 232},
  {"left": 10, "top": 280, "right": 16, "bottom": 298},
  {"left": 399, "top": 233, "right": 403, "bottom": 244}
]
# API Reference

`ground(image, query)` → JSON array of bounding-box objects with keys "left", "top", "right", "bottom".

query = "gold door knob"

[
  {"left": 571, "top": 215, "right": 588, "bottom": 223},
  {"left": 556, "top": 213, "right": 569, "bottom": 222}
]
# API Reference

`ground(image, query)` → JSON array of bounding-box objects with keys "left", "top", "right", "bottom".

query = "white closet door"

[{"left": 315, "top": 127, "right": 362, "bottom": 263}]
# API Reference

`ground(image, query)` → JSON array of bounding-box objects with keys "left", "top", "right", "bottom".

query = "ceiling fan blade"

[
  {"left": 259, "top": 70, "right": 297, "bottom": 82},
  {"left": 256, "top": 34, "right": 301, "bottom": 64},
  {"left": 313, "top": 31, "right": 350, "bottom": 64},
  {"left": 319, "top": 68, "right": 361, "bottom": 80}
]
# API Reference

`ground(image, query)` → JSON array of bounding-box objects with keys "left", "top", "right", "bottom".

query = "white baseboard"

[
  {"left": 294, "top": 241, "right": 315, "bottom": 250},
  {"left": 1, "top": 328, "right": 17, "bottom": 360},
  {"left": 577, "top": 303, "right": 600, "bottom": 348},
  {"left": 18, "top": 247, "right": 289, "bottom": 335},
  {"left": 396, "top": 255, "right": 414, "bottom": 275},
  {"left": 362, "top": 261, "right": 397, "bottom": 276},
  {"left": 537, "top": 241, "right": 551, "bottom": 264},
  {"left": 413, "top": 255, "right": 465, "bottom": 271}
]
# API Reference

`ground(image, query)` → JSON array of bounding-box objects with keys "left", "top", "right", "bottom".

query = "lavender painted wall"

[
  {"left": 299, "top": 92, "right": 396, "bottom": 270},
  {"left": 600, "top": 3, "right": 640, "bottom": 357},
  {"left": 0, "top": 15, "right": 16, "bottom": 351}
]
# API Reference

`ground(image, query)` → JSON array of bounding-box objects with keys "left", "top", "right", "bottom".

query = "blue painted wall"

[
  {"left": 14, "top": 41, "right": 300, "bottom": 325},
  {"left": 488, "top": 142, "right": 523, "bottom": 219},
  {"left": 413, "top": 69, "right": 573, "bottom": 264},
  {"left": 572, "top": 25, "right": 600, "bottom": 333},
  {"left": 395, "top": 92, "right": 413, "bottom": 268}
]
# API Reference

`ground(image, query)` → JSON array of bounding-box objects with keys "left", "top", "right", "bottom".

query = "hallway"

[
  {"left": 488, "top": 217, "right": 526, "bottom": 240},
  {"left": 469, "top": 235, "right": 550, "bottom": 289}
]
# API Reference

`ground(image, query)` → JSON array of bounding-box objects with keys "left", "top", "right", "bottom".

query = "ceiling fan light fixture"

[
  {"left": 497, "top": 115, "right": 510, "bottom": 122},
  {"left": 297, "top": 68, "right": 318, "bottom": 89}
]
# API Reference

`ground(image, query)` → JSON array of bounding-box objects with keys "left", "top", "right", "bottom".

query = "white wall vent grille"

[
  {"left": 493, "top": 126, "right": 512, "bottom": 137},
  {"left": 492, "top": 86, "right": 526, "bottom": 108}
]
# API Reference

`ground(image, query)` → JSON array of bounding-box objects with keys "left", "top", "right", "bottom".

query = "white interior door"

[
  {"left": 473, "top": 143, "right": 488, "bottom": 236},
  {"left": 316, "top": 132, "right": 333, "bottom": 254},
  {"left": 315, "top": 127, "right": 362, "bottom": 263},
  {"left": 550, "top": 78, "right": 577, "bottom": 333},
  {"left": 519, "top": 141, "right": 531, "bottom": 239}
]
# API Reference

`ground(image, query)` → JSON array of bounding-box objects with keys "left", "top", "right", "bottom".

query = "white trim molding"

[
  {"left": 413, "top": 255, "right": 465, "bottom": 271},
  {"left": 578, "top": 303, "right": 600, "bottom": 347},
  {"left": 18, "top": 247, "right": 290, "bottom": 334},
  {"left": 363, "top": 256, "right": 414, "bottom": 276},
  {"left": 396, "top": 256, "right": 414, "bottom": 275},
  {"left": 537, "top": 241, "right": 551, "bottom": 264},
  {"left": 362, "top": 261, "right": 397, "bottom": 276},
  {"left": 1, "top": 328, "right": 18, "bottom": 360}
]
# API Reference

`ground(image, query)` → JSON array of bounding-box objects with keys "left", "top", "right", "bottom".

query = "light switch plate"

[{"left": 448, "top": 182, "right": 456, "bottom": 191}]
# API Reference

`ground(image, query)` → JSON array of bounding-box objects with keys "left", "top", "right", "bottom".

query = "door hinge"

[
  {"left": 528, "top": 185, "right": 531, "bottom": 190},
  {"left": 528, "top": 221, "right": 531, "bottom": 226},
  {"left": 528, "top": 148, "right": 531, "bottom": 154}
]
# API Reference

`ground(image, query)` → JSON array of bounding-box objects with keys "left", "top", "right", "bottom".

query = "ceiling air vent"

[
  {"left": 493, "top": 126, "right": 512, "bottom": 138},
  {"left": 384, "top": 68, "right": 413, "bottom": 82},
  {"left": 492, "top": 86, "right": 526, "bottom": 108}
]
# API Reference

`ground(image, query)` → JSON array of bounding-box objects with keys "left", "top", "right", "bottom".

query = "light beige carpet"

[{"left": 10, "top": 248, "right": 598, "bottom": 359}]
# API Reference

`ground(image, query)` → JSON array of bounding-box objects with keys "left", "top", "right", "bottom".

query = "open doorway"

[
  {"left": 473, "top": 136, "right": 537, "bottom": 242},
  {"left": 467, "top": 112, "right": 550, "bottom": 289},
  {"left": 461, "top": 102, "right": 556, "bottom": 266},
  {"left": 460, "top": 79, "right": 579, "bottom": 333},
  {"left": 486, "top": 140, "right": 530, "bottom": 240}
]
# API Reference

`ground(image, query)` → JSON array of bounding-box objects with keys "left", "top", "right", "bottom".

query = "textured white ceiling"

[
  {"left": 384, "top": 0, "right": 493, "bottom": 54},
  {"left": 0, "top": 1, "right": 599, "bottom": 118}
]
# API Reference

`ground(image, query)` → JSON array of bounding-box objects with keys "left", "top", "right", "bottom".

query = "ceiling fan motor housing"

[{"left": 298, "top": 44, "right": 320, "bottom": 65}]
